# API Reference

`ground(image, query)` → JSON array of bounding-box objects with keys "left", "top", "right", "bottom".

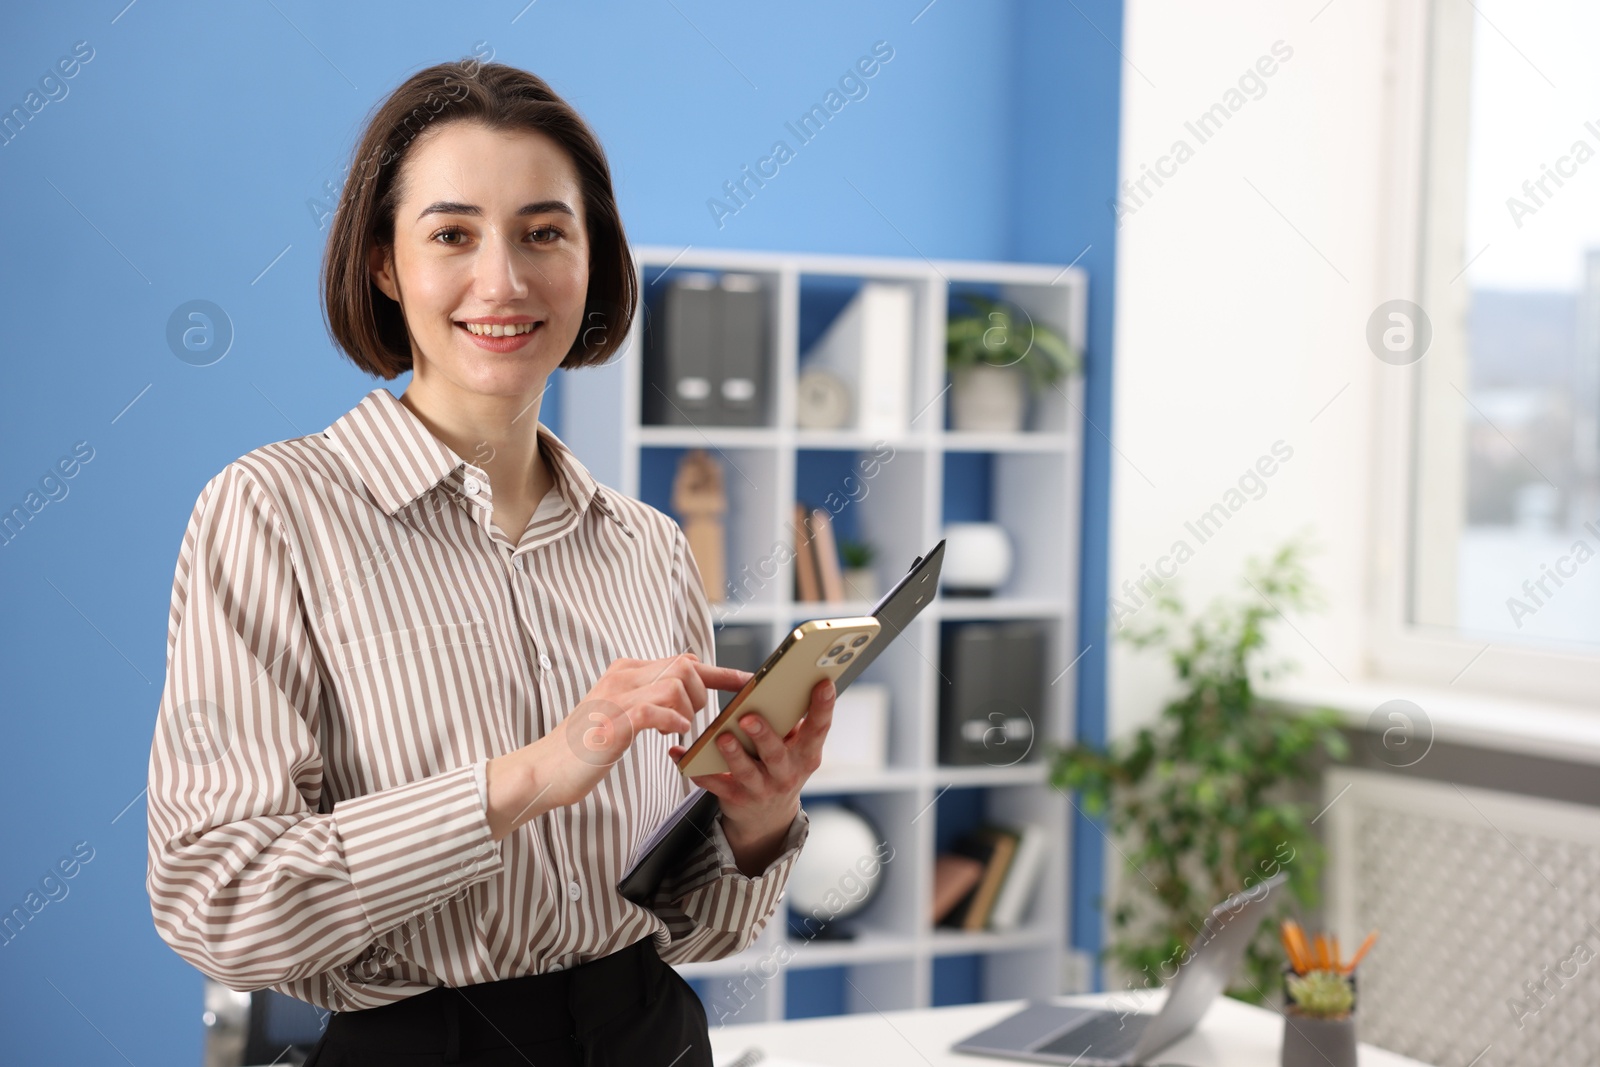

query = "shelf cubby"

[
  {"left": 637, "top": 445, "right": 782, "bottom": 609},
  {"left": 943, "top": 273, "right": 1085, "bottom": 437}
]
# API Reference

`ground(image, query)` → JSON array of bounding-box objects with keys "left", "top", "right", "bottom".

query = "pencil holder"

[
  {"left": 1280, "top": 967, "right": 1357, "bottom": 1067},
  {"left": 1281, "top": 1010, "right": 1356, "bottom": 1067}
]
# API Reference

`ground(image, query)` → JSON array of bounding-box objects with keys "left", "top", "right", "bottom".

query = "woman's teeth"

[{"left": 461, "top": 322, "right": 537, "bottom": 337}]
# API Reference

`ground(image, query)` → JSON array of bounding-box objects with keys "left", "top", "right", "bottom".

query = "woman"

[{"left": 147, "top": 58, "right": 833, "bottom": 1066}]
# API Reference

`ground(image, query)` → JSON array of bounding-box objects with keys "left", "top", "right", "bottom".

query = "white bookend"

[
  {"left": 988, "top": 822, "right": 1048, "bottom": 932},
  {"left": 814, "top": 683, "right": 889, "bottom": 776},
  {"left": 801, "top": 282, "right": 914, "bottom": 435}
]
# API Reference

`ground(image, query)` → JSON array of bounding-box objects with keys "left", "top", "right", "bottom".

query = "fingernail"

[
  {"left": 743, "top": 716, "right": 761, "bottom": 733},
  {"left": 720, "top": 735, "right": 738, "bottom": 749}
]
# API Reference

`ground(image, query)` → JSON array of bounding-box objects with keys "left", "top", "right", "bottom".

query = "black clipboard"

[{"left": 617, "top": 540, "right": 945, "bottom": 905}]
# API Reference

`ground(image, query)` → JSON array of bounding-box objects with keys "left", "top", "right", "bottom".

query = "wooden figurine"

[{"left": 671, "top": 449, "right": 727, "bottom": 602}]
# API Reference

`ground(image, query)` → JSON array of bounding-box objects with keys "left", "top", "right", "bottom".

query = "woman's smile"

[{"left": 455, "top": 317, "right": 543, "bottom": 352}]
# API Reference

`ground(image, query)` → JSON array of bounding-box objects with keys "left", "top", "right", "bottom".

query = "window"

[{"left": 1409, "top": 0, "right": 1600, "bottom": 653}]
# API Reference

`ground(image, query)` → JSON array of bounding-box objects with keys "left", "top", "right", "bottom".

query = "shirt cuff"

[
  {"left": 666, "top": 807, "right": 810, "bottom": 934},
  {"left": 332, "top": 762, "right": 504, "bottom": 933},
  {"left": 473, "top": 758, "right": 489, "bottom": 810},
  {"left": 707, "top": 807, "right": 809, "bottom": 877}
]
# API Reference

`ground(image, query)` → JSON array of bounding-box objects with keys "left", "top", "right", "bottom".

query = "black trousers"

[{"left": 303, "top": 937, "right": 713, "bottom": 1067}]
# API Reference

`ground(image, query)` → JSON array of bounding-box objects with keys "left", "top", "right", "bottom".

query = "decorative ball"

[
  {"left": 785, "top": 804, "right": 885, "bottom": 927},
  {"left": 941, "top": 522, "right": 1013, "bottom": 595}
]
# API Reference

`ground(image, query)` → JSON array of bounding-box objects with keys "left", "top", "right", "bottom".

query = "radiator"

[{"left": 1323, "top": 769, "right": 1600, "bottom": 1066}]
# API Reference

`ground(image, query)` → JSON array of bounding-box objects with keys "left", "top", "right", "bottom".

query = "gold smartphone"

[{"left": 676, "top": 616, "right": 882, "bottom": 777}]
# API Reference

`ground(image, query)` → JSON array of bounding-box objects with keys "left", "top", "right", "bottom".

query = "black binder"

[
  {"left": 643, "top": 273, "right": 768, "bottom": 427},
  {"left": 617, "top": 540, "right": 944, "bottom": 905},
  {"left": 938, "top": 620, "right": 1045, "bottom": 766}
]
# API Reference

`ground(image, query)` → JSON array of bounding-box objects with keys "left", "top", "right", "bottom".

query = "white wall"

[{"left": 1109, "top": 0, "right": 1396, "bottom": 733}]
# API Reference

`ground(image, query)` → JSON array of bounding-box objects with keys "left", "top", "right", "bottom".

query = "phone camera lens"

[
  {"left": 850, "top": 634, "right": 870, "bottom": 647},
  {"left": 836, "top": 650, "right": 854, "bottom": 663},
  {"left": 828, "top": 644, "right": 846, "bottom": 657}
]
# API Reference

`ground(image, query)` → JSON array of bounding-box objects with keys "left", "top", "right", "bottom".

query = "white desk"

[{"left": 708, "top": 991, "right": 1433, "bottom": 1067}]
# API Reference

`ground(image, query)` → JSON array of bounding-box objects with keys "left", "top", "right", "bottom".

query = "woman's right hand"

[{"left": 484, "top": 653, "right": 751, "bottom": 840}]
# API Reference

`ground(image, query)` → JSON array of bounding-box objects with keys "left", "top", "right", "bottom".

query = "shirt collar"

[{"left": 322, "top": 387, "right": 602, "bottom": 520}]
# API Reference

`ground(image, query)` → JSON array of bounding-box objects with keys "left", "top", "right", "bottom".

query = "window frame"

[{"left": 1368, "top": 0, "right": 1600, "bottom": 706}]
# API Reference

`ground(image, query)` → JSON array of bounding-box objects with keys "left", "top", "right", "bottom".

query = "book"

[
  {"left": 963, "top": 828, "right": 1019, "bottom": 931},
  {"left": 792, "top": 502, "right": 821, "bottom": 602},
  {"left": 809, "top": 507, "right": 846, "bottom": 603},
  {"left": 939, "top": 825, "right": 1020, "bottom": 932},
  {"left": 932, "top": 853, "right": 986, "bottom": 925},
  {"left": 988, "top": 822, "right": 1048, "bottom": 932},
  {"left": 800, "top": 282, "right": 913, "bottom": 436}
]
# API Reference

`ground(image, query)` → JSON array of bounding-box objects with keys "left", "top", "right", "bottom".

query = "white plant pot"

[
  {"left": 950, "top": 364, "right": 1027, "bottom": 433},
  {"left": 842, "top": 567, "right": 879, "bottom": 603}
]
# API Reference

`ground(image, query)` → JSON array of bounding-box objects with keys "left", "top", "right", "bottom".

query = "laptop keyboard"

[{"left": 1035, "top": 1012, "right": 1149, "bottom": 1061}]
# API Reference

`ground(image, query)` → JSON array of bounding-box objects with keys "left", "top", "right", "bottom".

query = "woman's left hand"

[{"left": 667, "top": 676, "right": 835, "bottom": 875}]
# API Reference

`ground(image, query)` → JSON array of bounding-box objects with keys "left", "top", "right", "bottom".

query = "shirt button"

[
  {"left": 513, "top": 554, "right": 526, "bottom": 571},
  {"left": 462, "top": 476, "right": 482, "bottom": 496},
  {"left": 539, "top": 653, "right": 553, "bottom": 671},
  {"left": 548, "top": 962, "right": 564, "bottom": 973},
  {"left": 567, "top": 880, "right": 581, "bottom": 900}
]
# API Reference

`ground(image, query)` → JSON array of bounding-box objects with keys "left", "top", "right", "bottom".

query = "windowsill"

[{"left": 1259, "top": 677, "right": 1600, "bottom": 766}]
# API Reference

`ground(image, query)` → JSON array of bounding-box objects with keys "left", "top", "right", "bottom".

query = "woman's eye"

[
  {"left": 432, "top": 227, "right": 466, "bottom": 245},
  {"left": 529, "top": 226, "right": 563, "bottom": 244}
]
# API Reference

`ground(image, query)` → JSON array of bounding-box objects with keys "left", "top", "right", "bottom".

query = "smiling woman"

[{"left": 147, "top": 60, "right": 829, "bottom": 1067}]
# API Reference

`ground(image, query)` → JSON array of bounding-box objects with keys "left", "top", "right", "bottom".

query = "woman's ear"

[{"left": 368, "top": 243, "right": 399, "bottom": 303}]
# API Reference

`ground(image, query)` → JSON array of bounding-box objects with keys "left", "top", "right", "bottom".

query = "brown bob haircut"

[{"left": 321, "top": 58, "right": 637, "bottom": 379}]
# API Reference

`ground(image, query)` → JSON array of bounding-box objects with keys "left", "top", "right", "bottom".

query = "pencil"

[
  {"left": 1345, "top": 930, "right": 1379, "bottom": 974},
  {"left": 1279, "top": 922, "right": 1303, "bottom": 973}
]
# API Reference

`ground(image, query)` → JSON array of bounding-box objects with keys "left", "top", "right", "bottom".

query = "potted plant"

[
  {"left": 838, "top": 539, "right": 877, "bottom": 602},
  {"left": 1278, "top": 922, "right": 1375, "bottom": 1067},
  {"left": 1048, "top": 541, "right": 1348, "bottom": 1002},
  {"left": 946, "top": 292, "right": 1079, "bottom": 433}
]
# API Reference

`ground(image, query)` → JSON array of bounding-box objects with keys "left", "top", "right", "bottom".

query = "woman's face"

[{"left": 369, "top": 121, "right": 590, "bottom": 401}]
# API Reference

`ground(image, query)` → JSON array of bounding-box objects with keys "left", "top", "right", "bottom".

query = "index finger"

[{"left": 692, "top": 661, "right": 754, "bottom": 691}]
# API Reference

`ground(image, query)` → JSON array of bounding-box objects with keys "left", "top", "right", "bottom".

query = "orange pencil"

[
  {"left": 1281, "top": 920, "right": 1308, "bottom": 973},
  {"left": 1280, "top": 921, "right": 1306, "bottom": 972},
  {"left": 1344, "top": 930, "right": 1379, "bottom": 974},
  {"left": 1290, "top": 923, "right": 1312, "bottom": 973}
]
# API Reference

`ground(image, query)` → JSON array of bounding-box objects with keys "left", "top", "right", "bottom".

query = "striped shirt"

[{"left": 146, "top": 386, "right": 808, "bottom": 1011}]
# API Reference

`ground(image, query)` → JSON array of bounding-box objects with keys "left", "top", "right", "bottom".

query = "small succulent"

[
  {"left": 1286, "top": 969, "right": 1355, "bottom": 1020},
  {"left": 838, "top": 539, "right": 875, "bottom": 569},
  {"left": 946, "top": 293, "right": 1079, "bottom": 394}
]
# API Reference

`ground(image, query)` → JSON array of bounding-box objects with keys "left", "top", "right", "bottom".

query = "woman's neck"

[{"left": 398, "top": 377, "right": 554, "bottom": 516}]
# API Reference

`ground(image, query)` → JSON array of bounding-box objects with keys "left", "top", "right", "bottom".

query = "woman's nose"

[{"left": 473, "top": 224, "right": 533, "bottom": 300}]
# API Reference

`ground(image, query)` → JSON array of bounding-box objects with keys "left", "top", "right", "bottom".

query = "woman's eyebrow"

[{"left": 416, "top": 199, "right": 576, "bottom": 221}]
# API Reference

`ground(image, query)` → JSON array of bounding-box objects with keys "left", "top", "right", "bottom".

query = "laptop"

[{"left": 951, "top": 871, "right": 1288, "bottom": 1065}]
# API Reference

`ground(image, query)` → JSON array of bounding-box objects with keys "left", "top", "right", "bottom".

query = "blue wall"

[
  {"left": 1009, "top": 0, "right": 1124, "bottom": 990},
  {"left": 0, "top": 2, "right": 1120, "bottom": 1061}
]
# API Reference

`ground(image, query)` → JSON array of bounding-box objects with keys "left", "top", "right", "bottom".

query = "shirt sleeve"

[
  {"left": 648, "top": 526, "right": 810, "bottom": 964},
  {"left": 146, "top": 463, "right": 504, "bottom": 992}
]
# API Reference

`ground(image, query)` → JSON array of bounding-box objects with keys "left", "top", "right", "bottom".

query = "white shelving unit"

[{"left": 563, "top": 246, "right": 1086, "bottom": 1023}]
